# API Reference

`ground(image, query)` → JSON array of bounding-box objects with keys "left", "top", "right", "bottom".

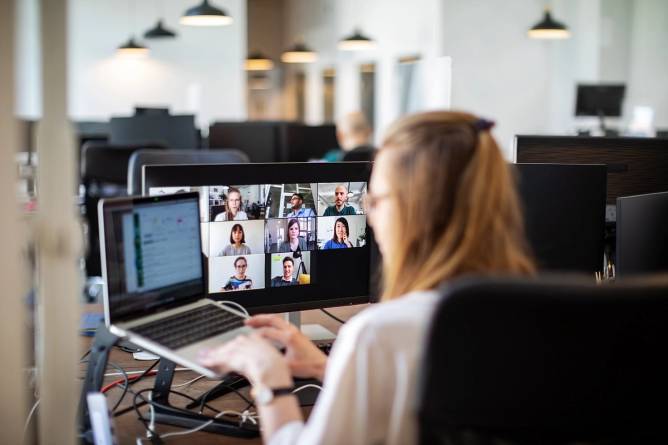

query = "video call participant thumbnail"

[
  {"left": 286, "top": 193, "right": 316, "bottom": 218},
  {"left": 214, "top": 187, "right": 248, "bottom": 221},
  {"left": 270, "top": 256, "right": 298, "bottom": 287},
  {"left": 223, "top": 256, "right": 253, "bottom": 291},
  {"left": 278, "top": 218, "right": 308, "bottom": 253},
  {"left": 219, "top": 223, "right": 251, "bottom": 256},
  {"left": 323, "top": 217, "right": 354, "bottom": 249},
  {"left": 323, "top": 184, "right": 357, "bottom": 216}
]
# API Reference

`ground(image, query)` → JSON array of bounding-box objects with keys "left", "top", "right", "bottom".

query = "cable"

[
  {"left": 106, "top": 361, "right": 130, "bottom": 413},
  {"left": 197, "top": 382, "right": 254, "bottom": 414},
  {"left": 215, "top": 300, "right": 250, "bottom": 317},
  {"left": 320, "top": 308, "right": 346, "bottom": 324},
  {"left": 171, "top": 374, "right": 206, "bottom": 389},
  {"left": 22, "top": 399, "right": 40, "bottom": 444},
  {"left": 159, "top": 409, "right": 258, "bottom": 439},
  {"left": 292, "top": 383, "right": 323, "bottom": 394}
]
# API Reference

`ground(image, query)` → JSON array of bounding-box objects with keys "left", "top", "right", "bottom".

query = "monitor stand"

[{"left": 286, "top": 311, "right": 336, "bottom": 341}]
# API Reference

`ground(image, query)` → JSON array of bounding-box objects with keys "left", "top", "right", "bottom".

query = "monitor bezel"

[{"left": 142, "top": 162, "right": 376, "bottom": 314}]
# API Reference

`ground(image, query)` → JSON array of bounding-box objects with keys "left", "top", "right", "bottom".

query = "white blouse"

[{"left": 269, "top": 290, "right": 440, "bottom": 445}]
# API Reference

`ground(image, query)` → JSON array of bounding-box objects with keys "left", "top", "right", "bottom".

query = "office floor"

[{"left": 81, "top": 304, "right": 366, "bottom": 444}]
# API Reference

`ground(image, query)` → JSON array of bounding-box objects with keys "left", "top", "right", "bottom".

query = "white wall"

[
  {"left": 15, "top": 0, "right": 41, "bottom": 119},
  {"left": 68, "top": 0, "right": 247, "bottom": 130}
]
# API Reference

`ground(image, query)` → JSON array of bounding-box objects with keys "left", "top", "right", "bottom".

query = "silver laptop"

[{"left": 98, "top": 191, "right": 250, "bottom": 378}]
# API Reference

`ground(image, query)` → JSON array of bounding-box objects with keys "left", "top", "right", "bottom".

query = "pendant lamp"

[
  {"left": 528, "top": 7, "right": 571, "bottom": 39},
  {"left": 117, "top": 37, "right": 149, "bottom": 57},
  {"left": 180, "top": 0, "right": 233, "bottom": 26},
  {"left": 245, "top": 51, "right": 274, "bottom": 71},
  {"left": 281, "top": 42, "right": 317, "bottom": 64},
  {"left": 144, "top": 19, "right": 178, "bottom": 39},
  {"left": 338, "top": 29, "right": 376, "bottom": 51}
]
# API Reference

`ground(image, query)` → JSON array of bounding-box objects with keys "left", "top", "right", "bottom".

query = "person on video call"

[
  {"left": 214, "top": 187, "right": 248, "bottom": 221},
  {"left": 278, "top": 219, "right": 308, "bottom": 253},
  {"left": 323, "top": 111, "right": 377, "bottom": 162},
  {"left": 323, "top": 185, "right": 356, "bottom": 216},
  {"left": 323, "top": 217, "right": 354, "bottom": 249},
  {"left": 200, "top": 111, "right": 535, "bottom": 445},
  {"left": 222, "top": 256, "right": 253, "bottom": 291},
  {"left": 286, "top": 193, "right": 315, "bottom": 218},
  {"left": 219, "top": 224, "right": 252, "bottom": 256},
  {"left": 270, "top": 256, "right": 298, "bottom": 287}
]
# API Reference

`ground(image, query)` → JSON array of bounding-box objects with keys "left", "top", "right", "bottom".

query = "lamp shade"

[
  {"left": 144, "top": 19, "right": 178, "bottom": 39},
  {"left": 117, "top": 37, "right": 149, "bottom": 57},
  {"left": 281, "top": 42, "right": 317, "bottom": 64},
  {"left": 528, "top": 8, "right": 570, "bottom": 39},
  {"left": 180, "top": 0, "right": 233, "bottom": 26},
  {"left": 338, "top": 29, "right": 377, "bottom": 51},
  {"left": 245, "top": 51, "right": 274, "bottom": 71}
]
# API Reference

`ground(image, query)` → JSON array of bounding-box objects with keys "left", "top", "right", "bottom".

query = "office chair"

[
  {"left": 126, "top": 148, "right": 250, "bottom": 195},
  {"left": 418, "top": 275, "right": 668, "bottom": 445},
  {"left": 81, "top": 142, "right": 165, "bottom": 276}
]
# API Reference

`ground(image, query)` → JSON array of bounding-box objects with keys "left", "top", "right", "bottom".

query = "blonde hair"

[{"left": 379, "top": 111, "right": 535, "bottom": 300}]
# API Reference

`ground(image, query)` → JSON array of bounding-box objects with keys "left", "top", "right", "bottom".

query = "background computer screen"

[
  {"left": 616, "top": 191, "right": 668, "bottom": 277},
  {"left": 143, "top": 162, "right": 374, "bottom": 313},
  {"left": 575, "top": 84, "right": 626, "bottom": 117}
]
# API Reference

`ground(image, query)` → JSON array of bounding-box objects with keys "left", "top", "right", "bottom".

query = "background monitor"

[
  {"left": 514, "top": 135, "right": 668, "bottom": 207},
  {"left": 575, "top": 84, "right": 625, "bottom": 118},
  {"left": 514, "top": 163, "right": 607, "bottom": 273},
  {"left": 143, "top": 162, "right": 375, "bottom": 313},
  {"left": 616, "top": 191, "right": 668, "bottom": 277},
  {"left": 110, "top": 115, "right": 198, "bottom": 149}
]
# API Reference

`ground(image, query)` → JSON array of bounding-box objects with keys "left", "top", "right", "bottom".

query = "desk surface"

[{"left": 82, "top": 305, "right": 366, "bottom": 445}]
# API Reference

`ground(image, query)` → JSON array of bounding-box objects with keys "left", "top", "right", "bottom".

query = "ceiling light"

[
  {"left": 281, "top": 42, "right": 317, "bottom": 64},
  {"left": 528, "top": 7, "right": 571, "bottom": 39},
  {"left": 180, "top": 0, "right": 233, "bottom": 27},
  {"left": 338, "top": 29, "right": 377, "bottom": 51},
  {"left": 117, "top": 37, "right": 149, "bottom": 57},
  {"left": 144, "top": 19, "right": 178, "bottom": 39},
  {"left": 245, "top": 51, "right": 274, "bottom": 71}
]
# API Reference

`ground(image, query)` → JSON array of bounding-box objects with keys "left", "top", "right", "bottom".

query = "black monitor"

[
  {"left": 515, "top": 135, "right": 668, "bottom": 207},
  {"left": 110, "top": 115, "right": 198, "bottom": 149},
  {"left": 616, "top": 191, "right": 668, "bottom": 277},
  {"left": 514, "top": 163, "right": 607, "bottom": 273},
  {"left": 142, "top": 162, "right": 375, "bottom": 313},
  {"left": 575, "top": 84, "right": 625, "bottom": 118},
  {"left": 134, "top": 106, "right": 170, "bottom": 116}
]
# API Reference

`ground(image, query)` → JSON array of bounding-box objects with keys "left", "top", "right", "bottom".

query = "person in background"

[
  {"left": 286, "top": 193, "right": 316, "bottom": 218},
  {"left": 270, "top": 257, "right": 298, "bottom": 287},
  {"left": 215, "top": 187, "right": 248, "bottom": 221},
  {"left": 322, "top": 111, "right": 376, "bottom": 162},
  {"left": 323, "top": 185, "right": 356, "bottom": 216},
  {"left": 222, "top": 256, "right": 253, "bottom": 291},
  {"left": 219, "top": 224, "right": 251, "bottom": 256},
  {"left": 278, "top": 219, "right": 308, "bottom": 253},
  {"left": 200, "top": 111, "right": 535, "bottom": 445},
  {"left": 322, "top": 217, "right": 354, "bottom": 249}
]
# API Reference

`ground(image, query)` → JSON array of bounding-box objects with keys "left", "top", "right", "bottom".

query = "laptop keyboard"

[{"left": 132, "top": 305, "right": 245, "bottom": 350}]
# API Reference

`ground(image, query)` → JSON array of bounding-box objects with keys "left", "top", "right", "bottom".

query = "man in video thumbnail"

[
  {"left": 323, "top": 185, "right": 356, "bottom": 216},
  {"left": 286, "top": 193, "right": 315, "bottom": 217},
  {"left": 223, "top": 256, "right": 253, "bottom": 291},
  {"left": 270, "top": 256, "right": 298, "bottom": 287}
]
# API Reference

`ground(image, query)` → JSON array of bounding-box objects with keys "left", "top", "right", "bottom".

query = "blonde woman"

[{"left": 199, "top": 111, "right": 535, "bottom": 445}]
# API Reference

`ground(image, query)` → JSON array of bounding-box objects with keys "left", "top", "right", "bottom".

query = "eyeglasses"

[{"left": 363, "top": 192, "right": 392, "bottom": 213}]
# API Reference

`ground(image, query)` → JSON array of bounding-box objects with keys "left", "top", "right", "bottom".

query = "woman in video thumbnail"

[
  {"left": 278, "top": 218, "right": 308, "bottom": 253},
  {"left": 322, "top": 217, "right": 354, "bottom": 249},
  {"left": 222, "top": 256, "right": 253, "bottom": 291},
  {"left": 219, "top": 224, "right": 252, "bottom": 256},
  {"left": 214, "top": 187, "right": 248, "bottom": 221},
  {"left": 270, "top": 256, "right": 297, "bottom": 287},
  {"left": 200, "top": 111, "right": 535, "bottom": 444}
]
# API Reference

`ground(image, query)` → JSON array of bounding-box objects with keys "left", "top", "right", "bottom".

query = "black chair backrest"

[
  {"left": 109, "top": 115, "right": 198, "bottom": 149},
  {"left": 80, "top": 142, "right": 165, "bottom": 276},
  {"left": 208, "top": 121, "right": 283, "bottom": 162},
  {"left": 126, "top": 148, "right": 250, "bottom": 195},
  {"left": 419, "top": 275, "right": 668, "bottom": 445},
  {"left": 278, "top": 123, "right": 338, "bottom": 162}
]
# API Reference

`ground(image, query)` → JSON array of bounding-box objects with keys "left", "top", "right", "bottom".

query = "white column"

[
  {"left": 35, "top": 0, "right": 80, "bottom": 443},
  {"left": 0, "top": 0, "right": 28, "bottom": 442}
]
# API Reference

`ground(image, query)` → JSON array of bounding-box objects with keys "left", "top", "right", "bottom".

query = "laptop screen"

[{"left": 100, "top": 192, "right": 205, "bottom": 322}]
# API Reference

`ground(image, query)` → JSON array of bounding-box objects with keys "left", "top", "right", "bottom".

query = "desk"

[{"left": 82, "top": 305, "right": 366, "bottom": 444}]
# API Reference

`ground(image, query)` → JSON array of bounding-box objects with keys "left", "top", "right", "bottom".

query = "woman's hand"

[
  {"left": 198, "top": 333, "right": 293, "bottom": 388},
  {"left": 246, "top": 314, "right": 328, "bottom": 381}
]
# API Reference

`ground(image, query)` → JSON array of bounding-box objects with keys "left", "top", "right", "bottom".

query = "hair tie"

[{"left": 473, "top": 118, "right": 495, "bottom": 132}]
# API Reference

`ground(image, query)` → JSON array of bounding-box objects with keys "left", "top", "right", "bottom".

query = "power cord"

[
  {"left": 320, "top": 308, "right": 346, "bottom": 324},
  {"left": 216, "top": 300, "right": 250, "bottom": 317}
]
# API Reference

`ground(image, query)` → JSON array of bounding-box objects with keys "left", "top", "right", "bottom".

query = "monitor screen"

[
  {"left": 616, "top": 191, "right": 668, "bottom": 277},
  {"left": 143, "top": 162, "right": 375, "bottom": 313},
  {"left": 575, "top": 84, "right": 625, "bottom": 117},
  {"left": 99, "top": 192, "right": 205, "bottom": 322}
]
